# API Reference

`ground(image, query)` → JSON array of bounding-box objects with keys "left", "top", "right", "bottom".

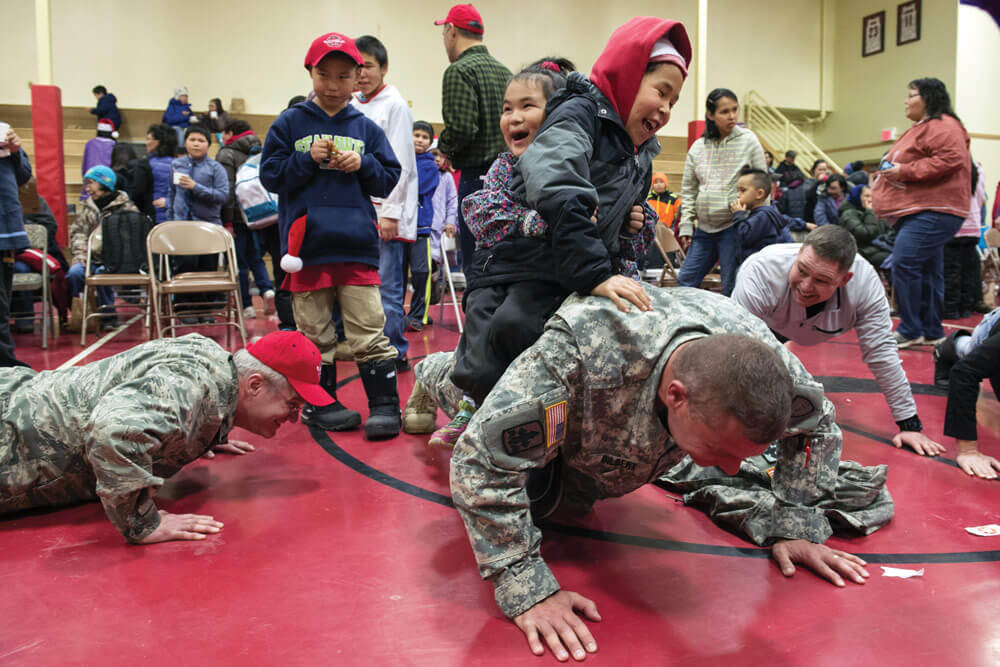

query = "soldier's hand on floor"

[
  {"left": 137, "top": 510, "right": 224, "bottom": 544},
  {"left": 892, "top": 431, "right": 945, "bottom": 457},
  {"left": 772, "top": 539, "right": 869, "bottom": 587},
  {"left": 591, "top": 275, "right": 653, "bottom": 314},
  {"left": 956, "top": 446, "right": 1000, "bottom": 479},
  {"left": 203, "top": 440, "right": 256, "bottom": 458},
  {"left": 626, "top": 205, "right": 645, "bottom": 234},
  {"left": 513, "top": 590, "right": 601, "bottom": 662}
]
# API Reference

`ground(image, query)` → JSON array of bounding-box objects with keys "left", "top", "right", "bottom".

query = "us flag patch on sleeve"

[{"left": 545, "top": 400, "right": 567, "bottom": 448}]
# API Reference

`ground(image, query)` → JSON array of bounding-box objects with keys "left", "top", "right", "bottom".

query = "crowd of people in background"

[{"left": 2, "top": 6, "right": 1000, "bottom": 661}]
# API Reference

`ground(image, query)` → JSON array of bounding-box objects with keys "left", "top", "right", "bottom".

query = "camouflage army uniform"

[
  {"left": 0, "top": 334, "right": 238, "bottom": 542},
  {"left": 427, "top": 286, "right": 893, "bottom": 619}
]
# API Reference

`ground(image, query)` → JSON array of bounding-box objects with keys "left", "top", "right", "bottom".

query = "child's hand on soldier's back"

[
  {"left": 330, "top": 150, "right": 361, "bottom": 173},
  {"left": 310, "top": 139, "right": 334, "bottom": 164},
  {"left": 627, "top": 205, "right": 645, "bottom": 234},
  {"left": 591, "top": 275, "right": 653, "bottom": 313}
]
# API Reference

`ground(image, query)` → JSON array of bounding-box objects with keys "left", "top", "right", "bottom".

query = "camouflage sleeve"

[
  {"left": 84, "top": 367, "right": 217, "bottom": 543},
  {"left": 449, "top": 326, "right": 583, "bottom": 618},
  {"left": 768, "top": 344, "right": 843, "bottom": 544}
]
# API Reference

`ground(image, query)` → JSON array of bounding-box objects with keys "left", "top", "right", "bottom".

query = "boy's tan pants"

[{"left": 292, "top": 285, "right": 396, "bottom": 366}]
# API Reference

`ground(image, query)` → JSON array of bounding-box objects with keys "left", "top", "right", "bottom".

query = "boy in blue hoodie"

[
  {"left": 261, "top": 32, "right": 403, "bottom": 440},
  {"left": 406, "top": 120, "right": 440, "bottom": 329},
  {"left": 731, "top": 167, "right": 798, "bottom": 264}
]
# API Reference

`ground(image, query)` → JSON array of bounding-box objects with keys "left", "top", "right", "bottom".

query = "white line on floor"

[{"left": 57, "top": 313, "right": 145, "bottom": 369}]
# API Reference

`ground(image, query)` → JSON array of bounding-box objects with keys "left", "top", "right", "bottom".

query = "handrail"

[{"left": 744, "top": 90, "right": 842, "bottom": 175}]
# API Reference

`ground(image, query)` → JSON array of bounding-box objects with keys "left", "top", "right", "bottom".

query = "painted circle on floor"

[{"left": 312, "top": 372, "right": 1000, "bottom": 564}]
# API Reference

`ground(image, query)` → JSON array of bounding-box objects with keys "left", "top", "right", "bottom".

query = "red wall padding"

[
  {"left": 30, "top": 85, "right": 67, "bottom": 246},
  {"left": 687, "top": 120, "right": 706, "bottom": 149}
]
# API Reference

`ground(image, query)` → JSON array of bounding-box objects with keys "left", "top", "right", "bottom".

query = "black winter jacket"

[{"left": 473, "top": 73, "right": 658, "bottom": 293}]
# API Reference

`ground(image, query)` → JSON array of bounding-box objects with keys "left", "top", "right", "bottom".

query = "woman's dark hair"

[
  {"left": 224, "top": 119, "right": 252, "bottom": 135},
  {"left": 508, "top": 57, "right": 576, "bottom": 100},
  {"left": 824, "top": 174, "right": 848, "bottom": 195},
  {"left": 184, "top": 125, "right": 212, "bottom": 144},
  {"left": 287, "top": 95, "right": 306, "bottom": 110},
  {"left": 146, "top": 124, "right": 177, "bottom": 158},
  {"left": 703, "top": 88, "right": 738, "bottom": 140},
  {"left": 111, "top": 143, "right": 137, "bottom": 171},
  {"left": 92, "top": 85, "right": 107, "bottom": 96},
  {"left": 908, "top": 77, "right": 961, "bottom": 124},
  {"left": 764, "top": 150, "right": 773, "bottom": 163},
  {"left": 210, "top": 97, "right": 224, "bottom": 114},
  {"left": 810, "top": 159, "right": 827, "bottom": 177},
  {"left": 971, "top": 158, "right": 979, "bottom": 194}
]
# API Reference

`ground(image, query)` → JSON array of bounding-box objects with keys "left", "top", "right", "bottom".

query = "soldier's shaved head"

[{"left": 669, "top": 334, "right": 794, "bottom": 444}]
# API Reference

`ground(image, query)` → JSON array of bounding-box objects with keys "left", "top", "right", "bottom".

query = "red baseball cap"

[
  {"left": 245, "top": 331, "right": 334, "bottom": 406},
  {"left": 304, "top": 32, "right": 364, "bottom": 69},
  {"left": 433, "top": 4, "right": 484, "bottom": 34}
]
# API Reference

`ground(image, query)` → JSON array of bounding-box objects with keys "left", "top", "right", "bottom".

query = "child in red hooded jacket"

[{"left": 421, "top": 17, "right": 691, "bottom": 446}]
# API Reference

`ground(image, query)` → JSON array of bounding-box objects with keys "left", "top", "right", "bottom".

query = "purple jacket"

[{"left": 80, "top": 137, "right": 115, "bottom": 201}]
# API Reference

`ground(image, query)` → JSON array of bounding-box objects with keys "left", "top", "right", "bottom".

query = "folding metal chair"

[
  {"left": 655, "top": 223, "right": 722, "bottom": 291},
  {"left": 10, "top": 223, "right": 52, "bottom": 348},
  {"left": 80, "top": 228, "right": 154, "bottom": 345},
  {"left": 437, "top": 232, "right": 464, "bottom": 333},
  {"left": 146, "top": 221, "right": 246, "bottom": 347}
]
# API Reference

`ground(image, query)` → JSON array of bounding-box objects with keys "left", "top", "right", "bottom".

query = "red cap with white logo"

[
  {"left": 245, "top": 331, "right": 333, "bottom": 406},
  {"left": 433, "top": 4, "right": 485, "bottom": 34},
  {"left": 304, "top": 32, "right": 364, "bottom": 69}
]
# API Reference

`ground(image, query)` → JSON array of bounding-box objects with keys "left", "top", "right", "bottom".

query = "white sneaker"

[
  {"left": 263, "top": 289, "right": 276, "bottom": 315},
  {"left": 242, "top": 306, "right": 257, "bottom": 319},
  {"left": 892, "top": 331, "right": 923, "bottom": 349}
]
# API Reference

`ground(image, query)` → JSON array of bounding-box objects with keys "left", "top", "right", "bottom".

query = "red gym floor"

[{"left": 2, "top": 299, "right": 999, "bottom": 666}]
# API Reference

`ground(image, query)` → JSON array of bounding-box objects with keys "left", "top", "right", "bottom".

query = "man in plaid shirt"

[{"left": 434, "top": 3, "right": 511, "bottom": 280}]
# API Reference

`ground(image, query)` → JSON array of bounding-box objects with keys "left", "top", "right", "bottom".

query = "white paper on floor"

[
  {"left": 965, "top": 524, "right": 1000, "bottom": 536},
  {"left": 880, "top": 566, "right": 924, "bottom": 579}
]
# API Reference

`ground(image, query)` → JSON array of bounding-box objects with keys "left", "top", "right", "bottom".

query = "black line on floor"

[
  {"left": 310, "top": 426, "right": 454, "bottom": 509},
  {"left": 310, "top": 425, "right": 1000, "bottom": 564},
  {"left": 815, "top": 375, "right": 948, "bottom": 397}
]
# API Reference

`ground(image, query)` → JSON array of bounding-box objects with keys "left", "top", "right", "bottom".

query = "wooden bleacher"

[
  {"left": 2, "top": 104, "right": 690, "bottom": 223},
  {"left": 1, "top": 103, "right": 279, "bottom": 212}
]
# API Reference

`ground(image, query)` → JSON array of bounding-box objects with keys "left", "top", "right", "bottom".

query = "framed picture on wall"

[
  {"left": 863, "top": 11, "right": 885, "bottom": 57},
  {"left": 897, "top": 0, "right": 921, "bottom": 45}
]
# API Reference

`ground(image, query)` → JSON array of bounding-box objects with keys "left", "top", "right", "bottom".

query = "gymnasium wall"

[
  {"left": 956, "top": 3, "right": 1000, "bottom": 193},
  {"left": 3, "top": 0, "right": 994, "bottom": 176},
  {"left": 2, "top": 0, "right": 825, "bottom": 138},
  {"left": 813, "top": 0, "right": 959, "bottom": 166}
]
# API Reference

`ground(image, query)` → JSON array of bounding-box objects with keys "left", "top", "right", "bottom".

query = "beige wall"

[
  {"left": 813, "top": 0, "right": 959, "bottom": 166},
  {"left": 956, "top": 3, "right": 1000, "bottom": 198},
  {"left": 2, "top": 0, "right": 831, "bottom": 138},
  {"left": 4, "top": 0, "right": 991, "bottom": 165},
  {"left": 706, "top": 0, "right": 824, "bottom": 110}
]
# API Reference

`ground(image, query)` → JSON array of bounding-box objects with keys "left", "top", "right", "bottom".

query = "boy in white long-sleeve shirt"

[{"left": 351, "top": 34, "right": 417, "bottom": 370}]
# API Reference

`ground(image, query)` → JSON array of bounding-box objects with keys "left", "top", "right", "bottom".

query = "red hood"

[{"left": 589, "top": 17, "right": 691, "bottom": 128}]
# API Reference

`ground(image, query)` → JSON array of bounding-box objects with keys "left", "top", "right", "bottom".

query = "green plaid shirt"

[{"left": 439, "top": 45, "right": 512, "bottom": 170}]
